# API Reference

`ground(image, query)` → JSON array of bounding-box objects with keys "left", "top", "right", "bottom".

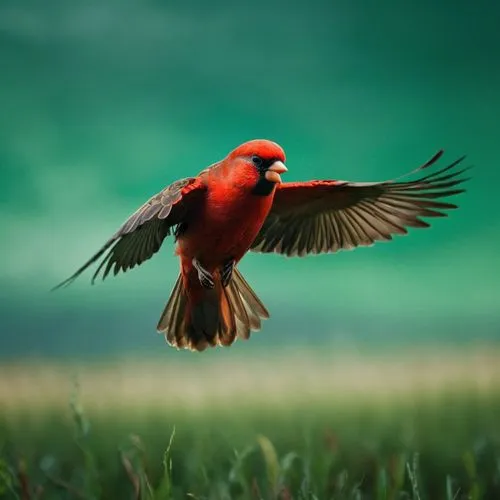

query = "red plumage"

[{"left": 54, "top": 140, "right": 469, "bottom": 351}]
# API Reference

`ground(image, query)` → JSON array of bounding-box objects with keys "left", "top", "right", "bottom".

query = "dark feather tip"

[{"left": 421, "top": 149, "right": 445, "bottom": 169}]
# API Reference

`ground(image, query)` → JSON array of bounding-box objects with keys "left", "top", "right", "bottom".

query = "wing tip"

[
  {"left": 50, "top": 276, "right": 77, "bottom": 292},
  {"left": 50, "top": 282, "right": 66, "bottom": 292},
  {"left": 422, "top": 149, "right": 445, "bottom": 169}
]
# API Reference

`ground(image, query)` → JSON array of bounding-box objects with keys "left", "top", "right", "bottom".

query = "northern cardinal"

[{"left": 54, "top": 140, "right": 468, "bottom": 351}]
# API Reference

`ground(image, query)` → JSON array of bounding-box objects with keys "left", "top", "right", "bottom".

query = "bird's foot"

[
  {"left": 193, "top": 258, "right": 215, "bottom": 289},
  {"left": 221, "top": 259, "right": 235, "bottom": 288}
]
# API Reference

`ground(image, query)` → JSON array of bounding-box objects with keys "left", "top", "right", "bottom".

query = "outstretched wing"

[
  {"left": 251, "top": 151, "right": 469, "bottom": 256},
  {"left": 53, "top": 176, "right": 207, "bottom": 289}
]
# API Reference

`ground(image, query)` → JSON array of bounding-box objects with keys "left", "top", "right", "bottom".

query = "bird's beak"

[{"left": 265, "top": 161, "right": 288, "bottom": 183}]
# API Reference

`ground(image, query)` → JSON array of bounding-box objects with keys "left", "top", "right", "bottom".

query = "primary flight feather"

[{"left": 54, "top": 140, "right": 469, "bottom": 351}]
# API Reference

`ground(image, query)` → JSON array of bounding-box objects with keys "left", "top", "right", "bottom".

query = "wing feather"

[
  {"left": 53, "top": 176, "right": 206, "bottom": 289},
  {"left": 251, "top": 151, "right": 469, "bottom": 256}
]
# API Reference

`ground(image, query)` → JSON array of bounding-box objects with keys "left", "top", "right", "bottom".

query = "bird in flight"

[{"left": 54, "top": 140, "right": 468, "bottom": 351}]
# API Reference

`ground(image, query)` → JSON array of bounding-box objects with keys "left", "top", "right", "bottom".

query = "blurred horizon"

[{"left": 1, "top": 0, "right": 499, "bottom": 359}]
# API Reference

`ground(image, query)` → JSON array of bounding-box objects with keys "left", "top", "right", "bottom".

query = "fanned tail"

[{"left": 156, "top": 268, "right": 269, "bottom": 351}]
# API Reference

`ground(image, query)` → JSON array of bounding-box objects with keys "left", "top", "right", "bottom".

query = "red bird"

[{"left": 54, "top": 140, "right": 468, "bottom": 351}]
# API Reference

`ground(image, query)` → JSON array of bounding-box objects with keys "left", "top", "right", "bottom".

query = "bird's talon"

[
  {"left": 193, "top": 258, "right": 215, "bottom": 289},
  {"left": 221, "top": 260, "right": 235, "bottom": 288},
  {"left": 200, "top": 275, "right": 215, "bottom": 289}
]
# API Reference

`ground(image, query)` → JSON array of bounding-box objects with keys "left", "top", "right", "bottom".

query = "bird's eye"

[{"left": 251, "top": 155, "right": 263, "bottom": 167}]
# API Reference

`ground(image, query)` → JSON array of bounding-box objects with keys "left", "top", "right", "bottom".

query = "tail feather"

[
  {"left": 231, "top": 269, "right": 270, "bottom": 319},
  {"left": 157, "top": 268, "right": 269, "bottom": 351},
  {"left": 190, "top": 287, "right": 220, "bottom": 347},
  {"left": 156, "top": 274, "right": 188, "bottom": 348},
  {"left": 217, "top": 287, "right": 236, "bottom": 346},
  {"left": 224, "top": 281, "right": 250, "bottom": 339}
]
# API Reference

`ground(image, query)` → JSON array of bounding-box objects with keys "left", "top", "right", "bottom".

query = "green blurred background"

[
  {"left": 1, "top": 0, "right": 499, "bottom": 359},
  {"left": 2, "top": 2, "right": 500, "bottom": 498}
]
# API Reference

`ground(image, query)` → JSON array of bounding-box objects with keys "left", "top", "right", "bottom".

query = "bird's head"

[{"left": 227, "top": 139, "right": 288, "bottom": 195}]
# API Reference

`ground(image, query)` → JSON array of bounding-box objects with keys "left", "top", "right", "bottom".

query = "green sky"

[{"left": 1, "top": 0, "right": 499, "bottom": 357}]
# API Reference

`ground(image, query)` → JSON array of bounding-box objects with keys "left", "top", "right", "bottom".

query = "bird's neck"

[{"left": 251, "top": 177, "right": 276, "bottom": 196}]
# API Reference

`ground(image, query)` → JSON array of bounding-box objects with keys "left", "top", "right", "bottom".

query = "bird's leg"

[
  {"left": 221, "top": 259, "right": 235, "bottom": 288},
  {"left": 192, "top": 258, "right": 215, "bottom": 289}
]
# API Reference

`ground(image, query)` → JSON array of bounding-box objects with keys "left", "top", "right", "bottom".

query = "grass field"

[{"left": 1, "top": 348, "right": 500, "bottom": 499}]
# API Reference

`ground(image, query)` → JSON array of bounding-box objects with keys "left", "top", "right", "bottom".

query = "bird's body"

[
  {"left": 169, "top": 151, "right": 282, "bottom": 349},
  {"left": 176, "top": 161, "right": 276, "bottom": 271},
  {"left": 54, "top": 139, "right": 469, "bottom": 351}
]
